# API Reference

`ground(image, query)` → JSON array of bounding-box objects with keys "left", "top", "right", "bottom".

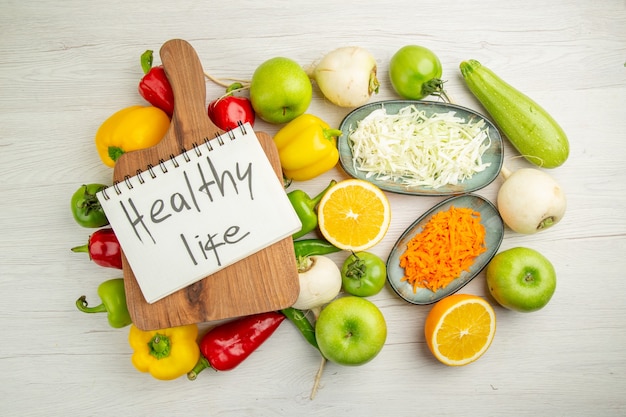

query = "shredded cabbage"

[{"left": 348, "top": 105, "right": 492, "bottom": 189}]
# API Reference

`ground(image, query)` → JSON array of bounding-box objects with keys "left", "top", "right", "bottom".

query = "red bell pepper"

[
  {"left": 138, "top": 50, "right": 175, "bottom": 117},
  {"left": 71, "top": 228, "right": 122, "bottom": 269},
  {"left": 207, "top": 82, "right": 255, "bottom": 131},
  {"left": 187, "top": 311, "right": 285, "bottom": 379}
]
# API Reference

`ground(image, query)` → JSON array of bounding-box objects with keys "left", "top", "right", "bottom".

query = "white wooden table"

[{"left": 1, "top": 1, "right": 625, "bottom": 415}]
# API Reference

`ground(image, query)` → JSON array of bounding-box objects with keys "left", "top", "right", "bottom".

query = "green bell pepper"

[
  {"left": 288, "top": 180, "right": 336, "bottom": 239},
  {"left": 76, "top": 278, "right": 132, "bottom": 328},
  {"left": 293, "top": 238, "right": 341, "bottom": 258},
  {"left": 280, "top": 307, "right": 319, "bottom": 351}
]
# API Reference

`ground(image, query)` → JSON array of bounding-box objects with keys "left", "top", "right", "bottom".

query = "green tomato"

[
  {"left": 388, "top": 45, "right": 447, "bottom": 100},
  {"left": 341, "top": 252, "right": 387, "bottom": 297},
  {"left": 71, "top": 183, "right": 109, "bottom": 228}
]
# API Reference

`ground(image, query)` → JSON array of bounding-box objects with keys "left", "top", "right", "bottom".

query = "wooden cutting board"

[{"left": 112, "top": 39, "right": 299, "bottom": 330}]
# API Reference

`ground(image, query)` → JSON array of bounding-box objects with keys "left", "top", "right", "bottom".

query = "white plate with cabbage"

[{"left": 338, "top": 100, "right": 503, "bottom": 196}]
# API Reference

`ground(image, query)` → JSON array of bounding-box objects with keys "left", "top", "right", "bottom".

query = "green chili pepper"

[
  {"left": 75, "top": 278, "right": 132, "bottom": 328},
  {"left": 281, "top": 307, "right": 319, "bottom": 351},
  {"left": 70, "top": 183, "right": 109, "bottom": 228},
  {"left": 288, "top": 180, "right": 336, "bottom": 239},
  {"left": 293, "top": 238, "right": 341, "bottom": 258}
]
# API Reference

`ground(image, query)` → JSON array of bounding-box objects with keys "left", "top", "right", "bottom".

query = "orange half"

[
  {"left": 317, "top": 179, "right": 391, "bottom": 252},
  {"left": 424, "top": 294, "right": 496, "bottom": 366}
]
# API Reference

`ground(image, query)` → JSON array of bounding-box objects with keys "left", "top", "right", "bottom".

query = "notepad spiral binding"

[{"left": 100, "top": 121, "right": 248, "bottom": 201}]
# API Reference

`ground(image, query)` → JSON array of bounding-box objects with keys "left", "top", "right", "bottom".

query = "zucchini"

[{"left": 459, "top": 59, "right": 569, "bottom": 168}]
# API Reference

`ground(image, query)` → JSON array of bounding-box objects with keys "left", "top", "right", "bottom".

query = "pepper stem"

[
  {"left": 282, "top": 175, "right": 293, "bottom": 189},
  {"left": 71, "top": 244, "right": 89, "bottom": 253},
  {"left": 148, "top": 333, "right": 171, "bottom": 360},
  {"left": 140, "top": 50, "right": 153, "bottom": 75},
  {"left": 323, "top": 128, "right": 344, "bottom": 141},
  {"left": 213, "top": 82, "right": 250, "bottom": 102},
  {"left": 187, "top": 356, "right": 213, "bottom": 381},
  {"left": 311, "top": 179, "right": 337, "bottom": 208},
  {"left": 75, "top": 296, "right": 107, "bottom": 314},
  {"left": 108, "top": 146, "right": 125, "bottom": 163},
  {"left": 225, "top": 82, "right": 244, "bottom": 94}
]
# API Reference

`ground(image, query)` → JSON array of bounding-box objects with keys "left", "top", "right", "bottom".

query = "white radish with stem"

[
  {"left": 289, "top": 254, "right": 341, "bottom": 400},
  {"left": 497, "top": 166, "right": 566, "bottom": 234},
  {"left": 292, "top": 256, "right": 342, "bottom": 311},
  {"left": 308, "top": 46, "right": 379, "bottom": 108}
]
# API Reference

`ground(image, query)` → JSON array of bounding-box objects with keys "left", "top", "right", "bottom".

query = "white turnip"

[
  {"left": 308, "top": 46, "right": 379, "bottom": 108},
  {"left": 292, "top": 255, "right": 342, "bottom": 310},
  {"left": 497, "top": 166, "right": 566, "bottom": 234}
]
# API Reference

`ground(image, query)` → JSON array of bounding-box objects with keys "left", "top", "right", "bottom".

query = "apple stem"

[{"left": 310, "top": 356, "right": 326, "bottom": 400}]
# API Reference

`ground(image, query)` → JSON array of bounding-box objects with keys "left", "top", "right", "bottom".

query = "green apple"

[
  {"left": 249, "top": 57, "right": 312, "bottom": 124},
  {"left": 315, "top": 296, "right": 387, "bottom": 366},
  {"left": 486, "top": 247, "right": 557, "bottom": 312}
]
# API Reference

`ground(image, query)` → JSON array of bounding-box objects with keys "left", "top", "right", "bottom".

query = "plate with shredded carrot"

[{"left": 386, "top": 193, "right": 504, "bottom": 305}]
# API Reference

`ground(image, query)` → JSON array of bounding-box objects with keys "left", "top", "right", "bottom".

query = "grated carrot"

[{"left": 399, "top": 206, "right": 486, "bottom": 293}]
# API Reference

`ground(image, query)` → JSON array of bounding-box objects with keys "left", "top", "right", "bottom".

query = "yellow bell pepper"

[
  {"left": 95, "top": 105, "right": 170, "bottom": 167},
  {"left": 273, "top": 114, "right": 342, "bottom": 181},
  {"left": 128, "top": 323, "right": 200, "bottom": 381}
]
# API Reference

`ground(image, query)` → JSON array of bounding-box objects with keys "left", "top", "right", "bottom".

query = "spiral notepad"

[{"left": 96, "top": 122, "right": 302, "bottom": 304}]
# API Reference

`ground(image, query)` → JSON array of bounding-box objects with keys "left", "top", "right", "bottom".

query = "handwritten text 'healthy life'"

[{"left": 118, "top": 156, "right": 254, "bottom": 267}]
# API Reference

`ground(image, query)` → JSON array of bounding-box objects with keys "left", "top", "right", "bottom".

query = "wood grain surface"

[{"left": 1, "top": 1, "right": 625, "bottom": 416}]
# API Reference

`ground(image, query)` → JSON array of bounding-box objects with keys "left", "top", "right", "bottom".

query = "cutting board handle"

[{"left": 159, "top": 39, "right": 223, "bottom": 148}]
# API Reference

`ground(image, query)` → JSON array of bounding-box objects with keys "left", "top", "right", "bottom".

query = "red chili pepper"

[
  {"left": 187, "top": 311, "right": 285, "bottom": 380},
  {"left": 138, "top": 50, "right": 175, "bottom": 117},
  {"left": 207, "top": 83, "right": 255, "bottom": 131},
  {"left": 71, "top": 228, "right": 122, "bottom": 269}
]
